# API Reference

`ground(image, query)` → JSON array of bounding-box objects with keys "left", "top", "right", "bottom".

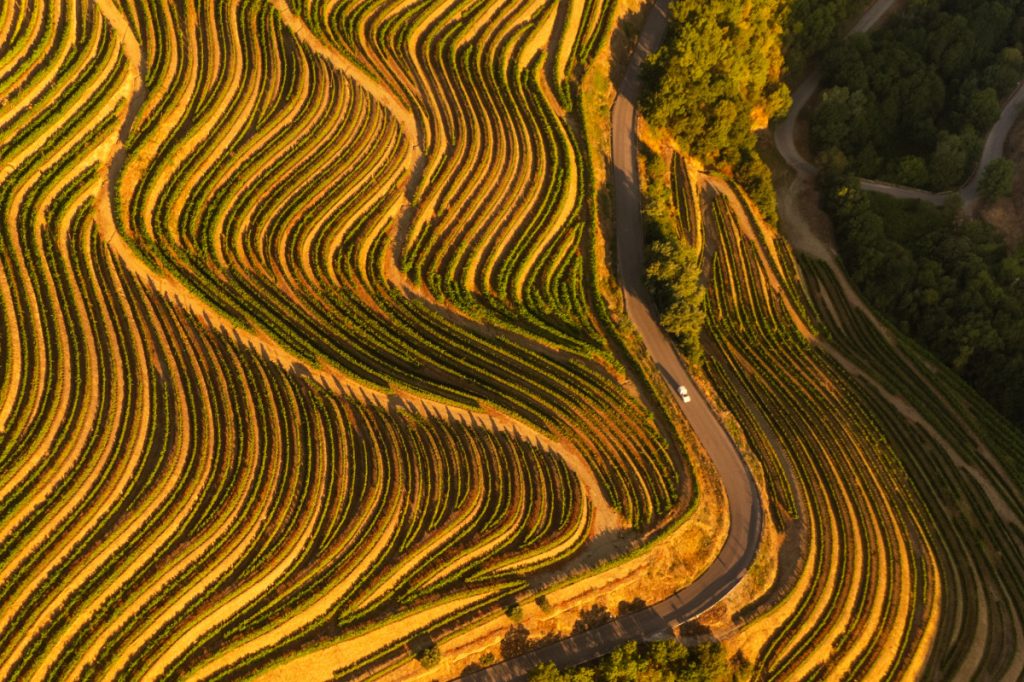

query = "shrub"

[{"left": 416, "top": 644, "right": 441, "bottom": 669}]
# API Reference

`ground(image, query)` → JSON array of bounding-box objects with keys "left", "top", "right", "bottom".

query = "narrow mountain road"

[
  {"left": 776, "top": 0, "right": 1024, "bottom": 209},
  {"left": 857, "top": 179, "right": 950, "bottom": 206},
  {"left": 462, "top": 1, "right": 762, "bottom": 678}
]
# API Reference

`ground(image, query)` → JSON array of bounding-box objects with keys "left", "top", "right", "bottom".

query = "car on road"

[{"left": 678, "top": 385, "right": 691, "bottom": 403}]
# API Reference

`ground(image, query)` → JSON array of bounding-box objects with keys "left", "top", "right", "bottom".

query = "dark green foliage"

[
  {"left": 980, "top": 158, "right": 1016, "bottom": 201},
  {"left": 647, "top": 240, "right": 706, "bottom": 364},
  {"left": 643, "top": 156, "right": 706, "bottom": 364},
  {"left": 531, "top": 663, "right": 596, "bottom": 682},
  {"left": 529, "top": 640, "right": 730, "bottom": 681},
  {"left": 823, "top": 180, "right": 1024, "bottom": 425},
  {"left": 784, "top": 0, "right": 871, "bottom": 71},
  {"left": 641, "top": 0, "right": 790, "bottom": 223},
  {"left": 811, "top": 0, "right": 1024, "bottom": 189}
]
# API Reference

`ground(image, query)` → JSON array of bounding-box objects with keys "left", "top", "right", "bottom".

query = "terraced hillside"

[
  {"left": 0, "top": 0, "right": 704, "bottom": 678},
  {"left": 4, "top": 0, "right": 1024, "bottom": 679},
  {"left": 671, "top": 156, "right": 1024, "bottom": 679}
]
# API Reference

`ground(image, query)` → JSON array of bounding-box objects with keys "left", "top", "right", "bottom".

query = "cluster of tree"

[
  {"left": 530, "top": 640, "right": 730, "bottom": 681},
  {"left": 642, "top": 154, "right": 705, "bottom": 365},
  {"left": 783, "top": 0, "right": 870, "bottom": 72},
  {"left": 811, "top": 0, "right": 1024, "bottom": 189},
  {"left": 641, "top": 0, "right": 791, "bottom": 223},
  {"left": 823, "top": 179, "right": 1024, "bottom": 426}
]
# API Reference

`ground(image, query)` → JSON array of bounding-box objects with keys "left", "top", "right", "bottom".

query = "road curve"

[
  {"left": 461, "top": 1, "right": 762, "bottom": 678},
  {"left": 962, "top": 80, "right": 1024, "bottom": 206}
]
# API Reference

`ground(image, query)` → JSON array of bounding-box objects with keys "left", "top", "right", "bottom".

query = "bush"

[
  {"left": 416, "top": 644, "right": 441, "bottom": 669},
  {"left": 506, "top": 602, "right": 524, "bottom": 622},
  {"left": 979, "top": 158, "right": 1015, "bottom": 202}
]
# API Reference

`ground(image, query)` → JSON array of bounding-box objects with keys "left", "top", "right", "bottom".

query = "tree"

[
  {"left": 506, "top": 601, "right": 525, "bottom": 622},
  {"left": 824, "top": 178, "right": 1024, "bottom": 426},
  {"left": 979, "top": 158, "right": 1015, "bottom": 202},
  {"left": 930, "top": 131, "right": 969, "bottom": 188},
  {"left": 642, "top": 154, "right": 707, "bottom": 362},
  {"left": 530, "top": 662, "right": 595, "bottom": 682},
  {"left": 968, "top": 87, "right": 1001, "bottom": 130},
  {"left": 810, "top": 0, "right": 1024, "bottom": 188},
  {"left": 896, "top": 155, "right": 929, "bottom": 187},
  {"left": 812, "top": 87, "right": 860, "bottom": 151}
]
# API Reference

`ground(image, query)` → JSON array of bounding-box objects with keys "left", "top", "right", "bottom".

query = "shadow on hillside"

[
  {"left": 526, "top": 527, "right": 640, "bottom": 591},
  {"left": 609, "top": 7, "right": 647, "bottom": 89}
]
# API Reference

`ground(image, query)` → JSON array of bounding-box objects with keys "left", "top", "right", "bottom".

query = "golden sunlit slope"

[
  {"left": 5, "top": 0, "right": 1023, "bottom": 679},
  {"left": 662, "top": 155, "right": 1024, "bottom": 680},
  {"left": 0, "top": 0, "right": 704, "bottom": 677}
]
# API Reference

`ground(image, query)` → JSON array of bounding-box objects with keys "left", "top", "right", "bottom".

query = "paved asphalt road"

[{"left": 461, "top": 1, "right": 762, "bottom": 679}]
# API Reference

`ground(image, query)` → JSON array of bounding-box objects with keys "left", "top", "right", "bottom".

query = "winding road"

[
  {"left": 775, "top": 0, "right": 1024, "bottom": 210},
  {"left": 462, "top": 1, "right": 762, "bottom": 678}
]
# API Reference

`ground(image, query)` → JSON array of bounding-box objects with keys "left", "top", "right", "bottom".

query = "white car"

[{"left": 678, "top": 385, "right": 691, "bottom": 403}]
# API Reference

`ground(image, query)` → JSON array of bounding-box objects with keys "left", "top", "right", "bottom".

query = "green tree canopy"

[
  {"left": 641, "top": 154, "right": 706, "bottom": 365},
  {"left": 823, "top": 180, "right": 1024, "bottom": 426},
  {"left": 810, "top": 0, "right": 1024, "bottom": 189},
  {"left": 642, "top": 0, "right": 790, "bottom": 222}
]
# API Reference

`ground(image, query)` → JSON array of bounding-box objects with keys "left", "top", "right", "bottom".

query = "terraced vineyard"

[
  {"left": 0, "top": 0, "right": 701, "bottom": 678},
  {"left": 669, "top": 156, "right": 1024, "bottom": 679},
  {"left": 3, "top": 0, "right": 1024, "bottom": 679}
]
